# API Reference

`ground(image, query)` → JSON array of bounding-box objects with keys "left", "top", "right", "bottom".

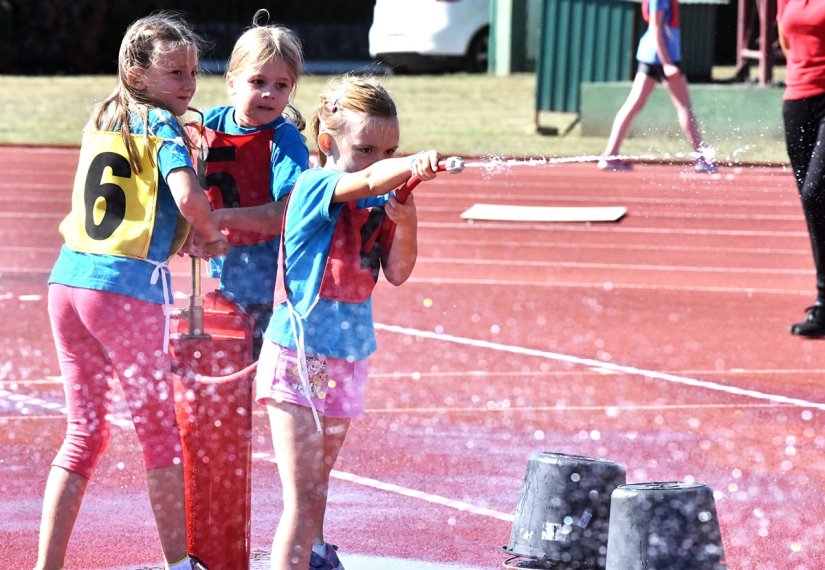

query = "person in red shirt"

[{"left": 778, "top": 0, "right": 825, "bottom": 336}]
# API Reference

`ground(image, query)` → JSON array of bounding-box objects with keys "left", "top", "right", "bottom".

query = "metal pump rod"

[{"left": 187, "top": 256, "right": 205, "bottom": 337}]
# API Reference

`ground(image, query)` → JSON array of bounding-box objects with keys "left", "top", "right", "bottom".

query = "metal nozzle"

[{"left": 443, "top": 156, "right": 465, "bottom": 173}]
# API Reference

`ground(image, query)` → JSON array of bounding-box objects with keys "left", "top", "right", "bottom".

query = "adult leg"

[
  {"left": 662, "top": 72, "right": 704, "bottom": 152},
  {"left": 602, "top": 72, "right": 657, "bottom": 157},
  {"left": 785, "top": 97, "right": 825, "bottom": 301},
  {"left": 267, "top": 401, "right": 327, "bottom": 570}
]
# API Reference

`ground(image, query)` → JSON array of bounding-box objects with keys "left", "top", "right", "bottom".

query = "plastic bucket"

[
  {"left": 504, "top": 452, "right": 626, "bottom": 568},
  {"left": 605, "top": 482, "right": 726, "bottom": 570}
]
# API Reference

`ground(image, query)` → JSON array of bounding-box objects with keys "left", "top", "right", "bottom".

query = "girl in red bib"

[
  {"left": 196, "top": 10, "right": 310, "bottom": 358},
  {"left": 256, "top": 75, "right": 442, "bottom": 570}
]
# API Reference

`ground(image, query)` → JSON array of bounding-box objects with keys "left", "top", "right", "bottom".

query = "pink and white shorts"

[{"left": 255, "top": 340, "right": 368, "bottom": 418}]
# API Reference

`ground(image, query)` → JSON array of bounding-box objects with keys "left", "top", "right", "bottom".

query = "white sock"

[
  {"left": 312, "top": 543, "right": 328, "bottom": 556},
  {"left": 166, "top": 556, "right": 192, "bottom": 570}
]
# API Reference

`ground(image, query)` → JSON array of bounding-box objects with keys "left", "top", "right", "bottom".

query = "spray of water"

[
  {"left": 458, "top": 145, "right": 747, "bottom": 179},
  {"left": 461, "top": 153, "right": 658, "bottom": 177}
]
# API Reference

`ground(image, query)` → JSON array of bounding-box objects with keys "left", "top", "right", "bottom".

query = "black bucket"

[
  {"left": 503, "top": 452, "right": 627, "bottom": 569},
  {"left": 605, "top": 482, "right": 726, "bottom": 570}
]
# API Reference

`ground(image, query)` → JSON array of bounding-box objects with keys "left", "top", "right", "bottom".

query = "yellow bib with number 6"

[{"left": 60, "top": 130, "right": 163, "bottom": 260}]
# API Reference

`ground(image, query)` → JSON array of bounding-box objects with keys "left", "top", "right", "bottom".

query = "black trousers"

[{"left": 784, "top": 92, "right": 825, "bottom": 302}]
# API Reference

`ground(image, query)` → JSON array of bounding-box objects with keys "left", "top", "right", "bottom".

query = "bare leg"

[
  {"left": 312, "top": 417, "right": 351, "bottom": 547},
  {"left": 35, "top": 466, "right": 89, "bottom": 570},
  {"left": 146, "top": 464, "right": 188, "bottom": 566},
  {"left": 603, "top": 72, "right": 658, "bottom": 157},
  {"left": 267, "top": 402, "right": 327, "bottom": 570},
  {"left": 662, "top": 72, "right": 704, "bottom": 152}
]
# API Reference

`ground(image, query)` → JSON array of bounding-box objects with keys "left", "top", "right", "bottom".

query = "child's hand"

[
  {"left": 663, "top": 64, "right": 681, "bottom": 79},
  {"left": 180, "top": 230, "right": 228, "bottom": 259},
  {"left": 385, "top": 192, "right": 417, "bottom": 227},
  {"left": 409, "top": 150, "right": 442, "bottom": 181},
  {"left": 202, "top": 236, "right": 229, "bottom": 259},
  {"left": 177, "top": 230, "right": 198, "bottom": 257}
]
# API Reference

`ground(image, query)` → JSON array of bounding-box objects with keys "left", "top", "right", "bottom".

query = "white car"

[{"left": 368, "top": 0, "right": 491, "bottom": 73}]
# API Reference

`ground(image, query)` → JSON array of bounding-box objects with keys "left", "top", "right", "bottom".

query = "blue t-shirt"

[
  {"left": 264, "top": 168, "right": 390, "bottom": 361},
  {"left": 49, "top": 110, "right": 192, "bottom": 304},
  {"left": 636, "top": 0, "right": 681, "bottom": 65},
  {"left": 203, "top": 106, "right": 309, "bottom": 305}
]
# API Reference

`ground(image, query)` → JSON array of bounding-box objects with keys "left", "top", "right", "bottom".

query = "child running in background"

[
  {"left": 35, "top": 12, "right": 225, "bottom": 570},
  {"left": 255, "top": 75, "right": 442, "bottom": 570},
  {"left": 598, "top": 0, "right": 716, "bottom": 173},
  {"left": 198, "top": 10, "right": 309, "bottom": 358}
]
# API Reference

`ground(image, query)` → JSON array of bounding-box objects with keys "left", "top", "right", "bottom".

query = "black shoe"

[
  {"left": 790, "top": 304, "right": 825, "bottom": 337},
  {"left": 190, "top": 555, "right": 208, "bottom": 570}
]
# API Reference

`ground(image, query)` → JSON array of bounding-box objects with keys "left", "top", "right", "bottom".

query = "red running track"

[{"left": 2, "top": 145, "right": 825, "bottom": 570}]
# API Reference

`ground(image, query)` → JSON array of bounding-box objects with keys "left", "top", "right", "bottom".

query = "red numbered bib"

[
  {"left": 274, "top": 200, "right": 396, "bottom": 306},
  {"left": 189, "top": 125, "right": 277, "bottom": 246}
]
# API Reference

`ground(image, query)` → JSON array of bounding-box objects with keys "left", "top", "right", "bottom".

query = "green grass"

[{"left": 0, "top": 72, "right": 789, "bottom": 164}]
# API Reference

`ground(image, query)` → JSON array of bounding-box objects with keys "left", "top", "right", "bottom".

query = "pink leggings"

[{"left": 48, "top": 284, "right": 182, "bottom": 479}]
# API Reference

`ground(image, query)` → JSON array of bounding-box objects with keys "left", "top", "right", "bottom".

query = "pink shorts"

[{"left": 255, "top": 340, "right": 367, "bottom": 418}]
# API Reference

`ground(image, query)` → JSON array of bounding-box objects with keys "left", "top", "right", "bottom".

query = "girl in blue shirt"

[
  {"left": 256, "top": 75, "right": 442, "bottom": 570},
  {"left": 198, "top": 11, "right": 309, "bottom": 358},
  {"left": 36, "top": 12, "right": 224, "bottom": 570}
]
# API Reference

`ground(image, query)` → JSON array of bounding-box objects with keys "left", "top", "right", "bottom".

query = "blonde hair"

[
  {"left": 226, "top": 9, "right": 306, "bottom": 131},
  {"left": 90, "top": 11, "right": 204, "bottom": 172},
  {"left": 311, "top": 75, "right": 398, "bottom": 166}
]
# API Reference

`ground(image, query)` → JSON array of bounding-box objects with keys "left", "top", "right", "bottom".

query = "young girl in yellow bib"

[{"left": 34, "top": 11, "right": 226, "bottom": 570}]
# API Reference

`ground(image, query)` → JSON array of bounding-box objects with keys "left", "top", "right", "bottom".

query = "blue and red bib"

[{"left": 189, "top": 125, "right": 276, "bottom": 246}]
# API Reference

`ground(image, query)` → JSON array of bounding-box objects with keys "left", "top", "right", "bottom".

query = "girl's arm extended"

[{"left": 331, "top": 151, "right": 441, "bottom": 203}]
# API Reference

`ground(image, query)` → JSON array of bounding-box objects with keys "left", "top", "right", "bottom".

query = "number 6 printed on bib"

[{"left": 60, "top": 130, "right": 173, "bottom": 260}]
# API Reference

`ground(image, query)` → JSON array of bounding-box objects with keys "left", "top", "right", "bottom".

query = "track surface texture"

[{"left": 1, "top": 146, "right": 823, "bottom": 570}]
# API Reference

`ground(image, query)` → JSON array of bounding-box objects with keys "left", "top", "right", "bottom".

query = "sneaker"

[
  {"left": 309, "top": 543, "right": 344, "bottom": 570},
  {"left": 597, "top": 159, "right": 632, "bottom": 171},
  {"left": 790, "top": 304, "right": 825, "bottom": 337},
  {"left": 694, "top": 156, "right": 717, "bottom": 174}
]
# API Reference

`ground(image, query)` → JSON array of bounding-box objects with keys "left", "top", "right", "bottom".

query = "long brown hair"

[{"left": 90, "top": 11, "right": 205, "bottom": 172}]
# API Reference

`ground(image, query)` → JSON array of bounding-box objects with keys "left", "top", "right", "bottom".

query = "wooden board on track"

[{"left": 460, "top": 203, "right": 627, "bottom": 223}]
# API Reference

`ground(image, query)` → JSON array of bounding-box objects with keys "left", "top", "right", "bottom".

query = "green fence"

[
  {"left": 535, "top": 0, "right": 728, "bottom": 114},
  {"left": 535, "top": 0, "right": 637, "bottom": 114}
]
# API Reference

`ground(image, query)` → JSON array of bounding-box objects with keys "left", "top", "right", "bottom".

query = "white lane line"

[
  {"left": 418, "top": 257, "right": 813, "bottom": 275},
  {"left": 402, "top": 276, "right": 810, "bottom": 296},
  {"left": 0, "top": 388, "right": 133, "bottom": 428},
  {"left": 375, "top": 324, "right": 825, "bottom": 411},
  {"left": 253, "top": 452, "right": 514, "bottom": 523},
  {"left": 365, "top": 403, "right": 785, "bottom": 414},
  {"left": 419, "top": 220, "right": 808, "bottom": 238},
  {"left": 420, "top": 237, "right": 808, "bottom": 256}
]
